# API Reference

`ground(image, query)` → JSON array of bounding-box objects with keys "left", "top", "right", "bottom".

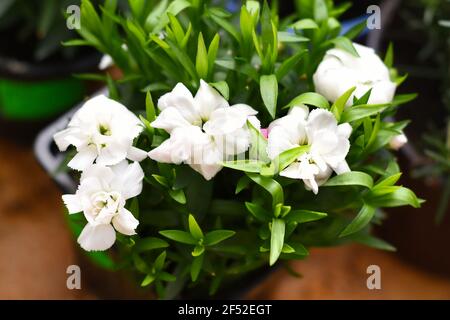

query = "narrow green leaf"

[
  {"left": 222, "top": 160, "right": 265, "bottom": 173},
  {"left": 285, "top": 92, "right": 330, "bottom": 110},
  {"left": 260, "top": 74, "right": 278, "bottom": 119},
  {"left": 331, "top": 36, "right": 359, "bottom": 57},
  {"left": 323, "top": 171, "right": 374, "bottom": 188},
  {"left": 207, "top": 34, "right": 220, "bottom": 78},
  {"left": 340, "top": 204, "right": 376, "bottom": 237},
  {"left": 330, "top": 86, "right": 356, "bottom": 121},
  {"left": 384, "top": 42, "right": 394, "bottom": 68},
  {"left": 146, "top": 90, "right": 156, "bottom": 121},
  {"left": 270, "top": 219, "right": 285, "bottom": 266},
  {"left": 196, "top": 33, "right": 208, "bottom": 79},
  {"left": 190, "top": 254, "right": 204, "bottom": 281},
  {"left": 340, "top": 104, "right": 388, "bottom": 123},
  {"left": 286, "top": 210, "right": 327, "bottom": 223},
  {"left": 291, "top": 19, "right": 318, "bottom": 30},
  {"left": 209, "top": 81, "right": 229, "bottom": 100},
  {"left": 135, "top": 237, "right": 169, "bottom": 252},
  {"left": 188, "top": 214, "right": 204, "bottom": 240},
  {"left": 159, "top": 230, "right": 197, "bottom": 244},
  {"left": 204, "top": 230, "right": 236, "bottom": 246},
  {"left": 192, "top": 245, "right": 205, "bottom": 257},
  {"left": 276, "top": 49, "right": 306, "bottom": 80},
  {"left": 245, "top": 202, "right": 271, "bottom": 222},
  {"left": 169, "top": 189, "right": 186, "bottom": 204},
  {"left": 141, "top": 274, "right": 156, "bottom": 287},
  {"left": 247, "top": 173, "right": 284, "bottom": 207}
]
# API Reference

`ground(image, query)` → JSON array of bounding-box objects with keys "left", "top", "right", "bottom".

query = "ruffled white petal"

[
  {"left": 112, "top": 208, "right": 139, "bottom": 236},
  {"left": 68, "top": 145, "right": 97, "bottom": 171},
  {"left": 194, "top": 79, "right": 229, "bottom": 120},
  {"left": 77, "top": 223, "right": 116, "bottom": 251},
  {"left": 62, "top": 194, "right": 82, "bottom": 214}
]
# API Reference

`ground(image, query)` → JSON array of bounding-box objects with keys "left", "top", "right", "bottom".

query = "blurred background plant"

[{"left": 399, "top": 0, "right": 450, "bottom": 223}]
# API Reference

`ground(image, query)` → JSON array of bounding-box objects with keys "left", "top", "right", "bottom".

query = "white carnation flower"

[
  {"left": 313, "top": 43, "right": 396, "bottom": 106},
  {"left": 54, "top": 95, "right": 146, "bottom": 171},
  {"left": 267, "top": 106, "right": 352, "bottom": 194},
  {"left": 389, "top": 133, "right": 408, "bottom": 150},
  {"left": 62, "top": 161, "right": 144, "bottom": 251},
  {"left": 148, "top": 80, "right": 259, "bottom": 180}
]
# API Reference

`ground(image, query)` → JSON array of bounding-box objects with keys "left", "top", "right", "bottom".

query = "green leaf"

[
  {"left": 285, "top": 92, "right": 330, "bottom": 110},
  {"left": 248, "top": 120, "right": 270, "bottom": 163},
  {"left": 210, "top": 12, "right": 241, "bottom": 42},
  {"left": 260, "top": 74, "right": 278, "bottom": 119},
  {"left": 277, "top": 32, "right": 309, "bottom": 43},
  {"left": 196, "top": 33, "right": 208, "bottom": 79},
  {"left": 366, "top": 186, "right": 422, "bottom": 208},
  {"left": 374, "top": 173, "right": 402, "bottom": 189},
  {"left": 286, "top": 210, "right": 327, "bottom": 223},
  {"left": 207, "top": 33, "right": 220, "bottom": 78},
  {"left": 188, "top": 214, "right": 204, "bottom": 240},
  {"left": 168, "top": 189, "right": 186, "bottom": 204},
  {"left": 276, "top": 49, "right": 306, "bottom": 80},
  {"left": 340, "top": 204, "right": 376, "bottom": 237},
  {"left": 247, "top": 173, "right": 284, "bottom": 207},
  {"left": 330, "top": 86, "right": 356, "bottom": 121},
  {"left": 190, "top": 254, "right": 204, "bottom": 282},
  {"left": 135, "top": 237, "right": 169, "bottom": 252},
  {"left": 159, "top": 230, "right": 197, "bottom": 244},
  {"left": 236, "top": 175, "right": 251, "bottom": 194},
  {"left": 271, "top": 145, "right": 310, "bottom": 174},
  {"left": 192, "top": 245, "right": 205, "bottom": 257},
  {"left": 340, "top": 104, "right": 388, "bottom": 123},
  {"left": 209, "top": 81, "right": 229, "bottom": 100},
  {"left": 204, "top": 230, "right": 236, "bottom": 246},
  {"left": 323, "top": 171, "right": 374, "bottom": 189},
  {"left": 343, "top": 19, "right": 367, "bottom": 40},
  {"left": 391, "top": 93, "right": 417, "bottom": 106},
  {"left": 146, "top": 90, "right": 156, "bottom": 121},
  {"left": 313, "top": 0, "right": 328, "bottom": 22},
  {"left": 141, "top": 274, "right": 155, "bottom": 287},
  {"left": 330, "top": 37, "right": 359, "bottom": 57},
  {"left": 291, "top": 19, "right": 319, "bottom": 30},
  {"left": 152, "top": 0, "right": 191, "bottom": 32},
  {"left": 384, "top": 42, "right": 394, "bottom": 68},
  {"left": 245, "top": 202, "right": 271, "bottom": 222},
  {"left": 152, "top": 174, "right": 170, "bottom": 187},
  {"left": 270, "top": 219, "right": 285, "bottom": 266},
  {"left": 222, "top": 160, "right": 265, "bottom": 173},
  {"left": 154, "top": 251, "right": 167, "bottom": 270},
  {"left": 350, "top": 233, "right": 396, "bottom": 252}
]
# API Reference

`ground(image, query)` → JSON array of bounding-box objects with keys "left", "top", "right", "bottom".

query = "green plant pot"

[{"left": 0, "top": 53, "right": 101, "bottom": 142}]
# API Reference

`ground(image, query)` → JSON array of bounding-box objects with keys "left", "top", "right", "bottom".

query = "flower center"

[
  {"left": 98, "top": 124, "right": 112, "bottom": 136},
  {"left": 90, "top": 191, "right": 122, "bottom": 218}
]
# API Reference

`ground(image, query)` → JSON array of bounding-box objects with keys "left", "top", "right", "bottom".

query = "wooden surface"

[{"left": 1, "top": 137, "right": 449, "bottom": 299}]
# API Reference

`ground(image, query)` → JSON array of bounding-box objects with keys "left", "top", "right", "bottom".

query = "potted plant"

[
  {"left": 0, "top": 0, "right": 102, "bottom": 141},
  {"left": 40, "top": 0, "right": 422, "bottom": 299}
]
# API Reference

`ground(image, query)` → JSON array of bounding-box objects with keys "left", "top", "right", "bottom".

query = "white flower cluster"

[
  {"left": 55, "top": 42, "right": 403, "bottom": 251},
  {"left": 54, "top": 95, "right": 146, "bottom": 251}
]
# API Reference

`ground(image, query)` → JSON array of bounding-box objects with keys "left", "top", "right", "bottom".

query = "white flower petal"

[
  {"left": 151, "top": 107, "right": 192, "bottom": 133},
  {"left": 337, "top": 123, "right": 352, "bottom": 139},
  {"left": 67, "top": 145, "right": 97, "bottom": 171},
  {"left": 127, "top": 146, "right": 147, "bottom": 162},
  {"left": 62, "top": 194, "right": 82, "bottom": 214},
  {"left": 267, "top": 126, "right": 298, "bottom": 159},
  {"left": 313, "top": 42, "right": 396, "bottom": 105},
  {"left": 194, "top": 79, "right": 229, "bottom": 120},
  {"left": 99, "top": 54, "right": 113, "bottom": 70},
  {"left": 279, "top": 162, "right": 302, "bottom": 179},
  {"left": 158, "top": 83, "right": 200, "bottom": 125},
  {"left": 112, "top": 208, "right": 139, "bottom": 236},
  {"left": 96, "top": 142, "right": 129, "bottom": 166},
  {"left": 306, "top": 109, "right": 338, "bottom": 138},
  {"left": 333, "top": 160, "right": 351, "bottom": 174},
  {"left": 190, "top": 163, "right": 223, "bottom": 180},
  {"left": 110, "top": 161, "right": 144, "bottom": 200},
  {"left": 77, "top": 223, "right": 116, "bottom": 251}
]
